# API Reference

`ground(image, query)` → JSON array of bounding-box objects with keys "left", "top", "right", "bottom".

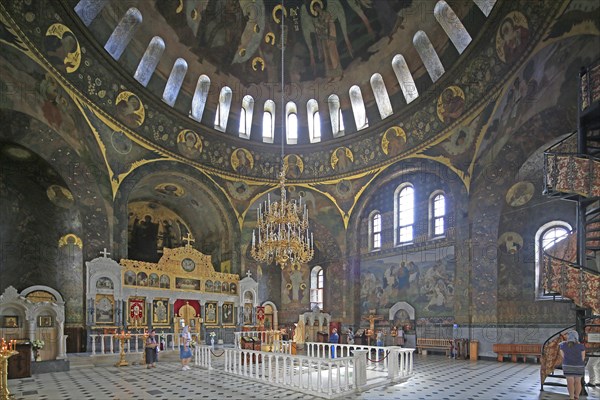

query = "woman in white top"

[{"left": 179, "top": 325, "right": 192, "bottom": 370}]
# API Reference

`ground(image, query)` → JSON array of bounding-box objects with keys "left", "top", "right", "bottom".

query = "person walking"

[
  {"left": 179, "top": 325, "right": 193, "bottom": 371},
  {"left": 559, "top": 330, "right": 586, "bottom": 400}
]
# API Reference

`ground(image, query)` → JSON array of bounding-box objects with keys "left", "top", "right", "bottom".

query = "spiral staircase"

[{"left": 540, "top": 60, "right": 600, "bottom": 392}]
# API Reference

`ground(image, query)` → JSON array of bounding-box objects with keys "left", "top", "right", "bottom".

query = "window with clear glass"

[
  {"left": 534, "top": 221, "right": 571, "bottom": 299},
  {"left": 371, "top": 212, "right": 382, "bottom": 250},
  {"left": 310, "top": 266, "right": 324, "bottom": 310},
  {"left": 396, "top": 186, "right": 414, "bottom": 244},
  {"left": 262, "top": 100, "right": 275, "bottom": 143},
  {"left": 432, "top": 193, "right": 446, "bottom": 236}
]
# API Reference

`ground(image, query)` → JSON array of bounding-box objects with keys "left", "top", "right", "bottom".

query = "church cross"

[
  {"left": 361, "top": 312, "right": 384, "bottom": 333},
  {"left": 183, "top": 233, "right": 195, "bottom": 247},
  {"left": 246, "top": 270, "right": 252, "bottom": 278},
  {"left": 100, "top": 248, "right": 110, "bottom": 258}
]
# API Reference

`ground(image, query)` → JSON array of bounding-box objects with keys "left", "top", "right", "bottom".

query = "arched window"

[
  {"left": 392, "top": 55, "right": 419, "bottom": 104},
  {"left": 134, "top": 36, "right": 165, "bottom": 87},
  {"left": 190, "top": 75, "right": 210, "bottom": 122},
  {"left": 262, "top": 100, "right": 275, "bottom": 143},
  {"left": 104, "top": 8, "right": 142, "bottom": 61},
  {"left": 349, "top": 85, "right": 368, "bottom": 130},
  {"left": 535, "top": 221, "right": 572, "bottom": 299},
  {"left": 370, "top": 73, "right": 393, "bottom": 119},
  {"left": 430, "top": 192, "right": 446, "bottom": 237},
  {"left": 238, "top": 95, "right": 254, "bottom": 139},
  {"left": 307, "top": 99, "right": 321, "bottom": 143},
  {"left": 214, "top": 86, "right": 232, "bottom": 132},
  {"left": 327, "top": 94, "right": 345, "bottom": 138},
  {"left": 434, "top": 1, "right": 472, "bottom": 54},
  {"left": 394, "top": 185, "right": 414, "bottom": 245},
  {"left": 413, "top": 31, "right": 445, "bottom": 83},
  {"left": 162, "top": 58, "right": 188, "bottom": 107},
  {"left": 310, "top": 266, "right": 324, "bottom": 310},
  {"left": 286, "top": 102, "right": 298, "bottom": 144},
  {"left": 369, "top": 211, "right": 382, "bottom": 251},
  {"left": 74, "top": 0, "right": 109, "bottom": 26}
]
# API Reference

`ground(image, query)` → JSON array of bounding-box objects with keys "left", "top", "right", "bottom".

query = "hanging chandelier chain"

[{"left": 250, "top": 0, "right": 314, "bottom": 269}]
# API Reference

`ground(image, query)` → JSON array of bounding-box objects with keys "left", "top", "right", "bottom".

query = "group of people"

[{"left": 143, "top": 324, "right": 194, "bottom": 371}]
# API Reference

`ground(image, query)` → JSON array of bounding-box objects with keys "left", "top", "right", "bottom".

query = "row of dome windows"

[{"left": 74, "top": 0, "right": 495, "bottom": 144}]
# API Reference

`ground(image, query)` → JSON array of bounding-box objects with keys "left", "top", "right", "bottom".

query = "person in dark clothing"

[{"left": 145, "top": 329, "right": 158, "bottom": 368}]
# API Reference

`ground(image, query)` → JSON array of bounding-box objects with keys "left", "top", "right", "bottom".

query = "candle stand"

[
  {"left": 0, "top": 338, "right": 18, "bottom": 400},
  {"left": 114, "top": 330, "right": 132, "bottom": 367}
]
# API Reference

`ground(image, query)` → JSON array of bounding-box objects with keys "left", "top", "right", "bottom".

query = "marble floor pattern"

[{"left": 7, "top": 354, "right": 600, "bottom": 400}]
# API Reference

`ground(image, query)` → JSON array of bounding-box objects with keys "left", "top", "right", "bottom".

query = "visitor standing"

[{"left": 559, "top": 330, "right": 586, "bottom": 400}]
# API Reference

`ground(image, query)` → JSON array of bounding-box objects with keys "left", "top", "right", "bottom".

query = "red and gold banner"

[{"left": 256, "top": 306, "right": 265, "bottom": 322}]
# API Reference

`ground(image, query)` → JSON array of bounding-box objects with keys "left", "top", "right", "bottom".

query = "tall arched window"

[
  {"left": 430, "top": 192, "right": 446, "bottom": 237},
  {"left": 535, "top": 221, "right": 571, "bottom": 299},
  {"left": 392, "top": 55, "right": 419, "bottom": 104},
  {"left": 238, "top": 95, "right": 254, "bottom": 139},
  {"left": 134, "top": 36, "right": 165, "bottom": 87},
  {"left": 74, "top": 0, "right": 109, "bottom": 26},
  {"left": 214, "top": 86, "right": 232, "bottom": 132},
  {"left": 104, "top": 8, "right": 142, "bottom": 61},
  {"left": 286, "top": 102, "right": 298, "bottom": 144},
  {"left": 190, "top": 75, "right": 211, "bottom": 122},
  {"left": 369, "top": 211, "right": 382, "bottom": 251},
  {"left": 262, "top": 100, "right": 275, "bottom": 143},
  {"left": 327, "top": 94, "right": 345, "bottom": 138},
  {"left": 395, "top": 185, "right": 414, "bottom": 245},
  {"left": 370, "top": 73, "right": 393, "bottom": 119},
  {"left": 162, "top": 58, "right": 188, "bottom": 107},
  {"left": 310, "top": 266, "right": 324, "bottom": 310},
  {"left": 307, "top": 99, "right": 321, "bottom": 143},
  {"left": 413, "top": 30, "right": 445, "bottom": 83},
  {"left": 349, "top": 85, "right": 368, "bottom": 130},
  {"left": 434, "top": 1, "right": 472, "bottom": 54}
]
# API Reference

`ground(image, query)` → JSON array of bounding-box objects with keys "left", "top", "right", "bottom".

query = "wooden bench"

[
  {"left": 416, "top": 338, "right": 452, "bottom": 356},
  {"left": 493, "top": 343, "right": 542, "bottom": 363}
]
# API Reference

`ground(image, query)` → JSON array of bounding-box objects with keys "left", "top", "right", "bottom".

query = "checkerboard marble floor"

[{"left": 7, "top": 355, "right": 600, "bottom": 400}]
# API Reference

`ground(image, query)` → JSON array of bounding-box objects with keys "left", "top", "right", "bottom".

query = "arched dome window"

[
  {"left": 162, "top": 58, "right": 187, "bottom": 107},
  {"left": 134, "top": 36, "right": 164, "bottom": 87},
  {"left": 392, "top": 55, "right": 419, "bottom": 104},
  {"left": 74, "top": 0, "right": 108, "bottom": 26},
  {"left": 104, "top": 7, "right": 142, "bottom": 61},
  {"left": 286, "top": 102, "right": 298, "bottom": 145},
  {"left": 238, "top": 95, "right": 254, "bottom": 139},
  {"left": 327, "top": 94, "right": 345, "bottom": 138},
  {"left": 190, "top": 75, "right": 210, "bottom": 122},
  {"left": 214, "top": 86, "right": 232, "bottom": 132},
  {"left": 262, "top": 100, "right": 275, "bottom": 143},
  {"left": 370, "top": 73, "right": 393, "bottom": 120},
  {"left": 307, "top": 99, "right": 321, "bottom": 143},
  {"left": 434, "top": 1, "right": 472, "bottom": 54},
  {"left": 413, "top": 30, "right": 445, "bottom": 83},
  {"left": 349, "top": 85, "right": 368, "bottom": 131},
  {"left": 534, "top": 221, "right": 571, "bottom": 299}
]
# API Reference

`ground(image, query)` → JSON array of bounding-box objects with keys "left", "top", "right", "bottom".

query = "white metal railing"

[
  {"left": 192, "top": 343, "right": 414, "bottom": 398},
  {"left": 305, "top": 342, "right": 415, "bottom": 381},
  {"left": 89, "top": 332, "right": 185, "bottom": 355},
  {"left": 220, "top": 347, "right": 356, "bottom": 398},
  {"left": 272, "top": 339, "right": 293, "bottom": 354}
]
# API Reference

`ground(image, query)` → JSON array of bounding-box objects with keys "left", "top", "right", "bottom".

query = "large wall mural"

[{"left": 360, "top": 247, "right": 455, "bottom": 319}]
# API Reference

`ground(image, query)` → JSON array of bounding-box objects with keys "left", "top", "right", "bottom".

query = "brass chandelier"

[{"left": 250, "top": 0, "right": 314, "bottom": 269}]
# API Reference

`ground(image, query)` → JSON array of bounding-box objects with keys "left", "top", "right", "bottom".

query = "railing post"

[
  {"left": 387, "top": 347, "right": 399, "bottom": 380},
  {"left": 353, "top": 349, "right": 368, "bottom": 389}
]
